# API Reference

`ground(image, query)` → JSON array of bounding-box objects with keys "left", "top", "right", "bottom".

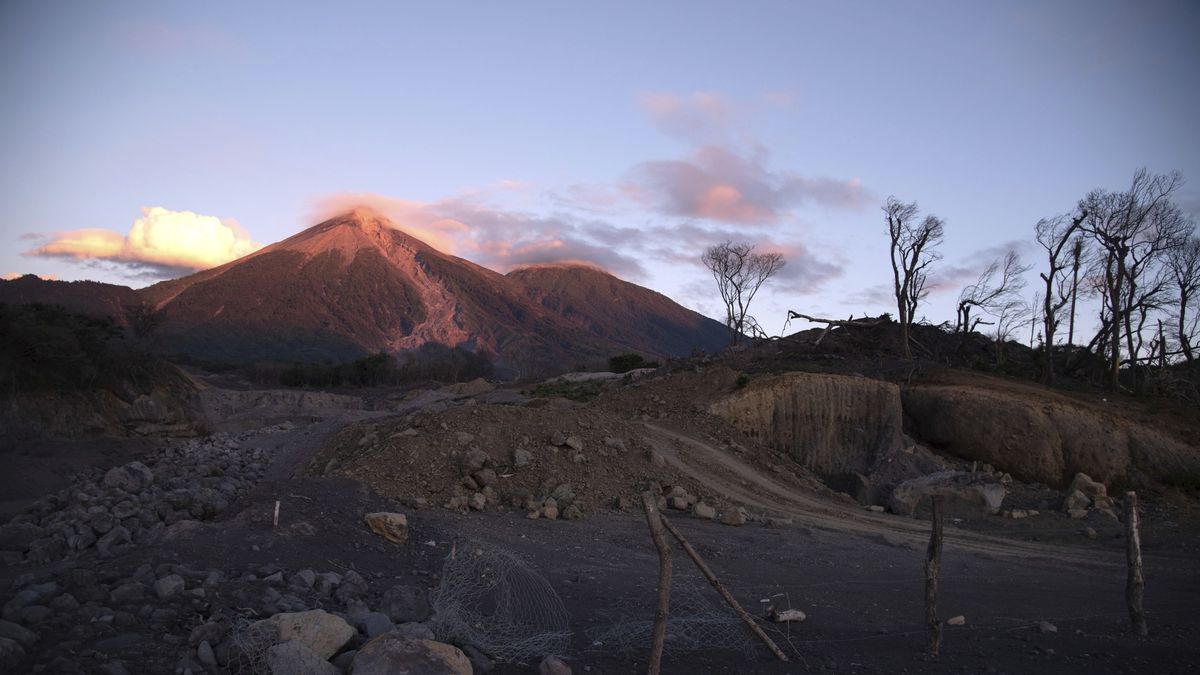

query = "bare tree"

[
  {"left": 1035, "top": 211, "right": 1087, "bottom": 382},
  {"left": 1067, "top": 236, "right": 1085, "bottom": 345},
  {"left": 701, "top": 241, "right": 785, "bottom": 346},
  {"left": 1166, "top": 236, "right": 1200, "bottom": 362},
  {"left": 955, "top": 250, "right": 1031, "bottom": 335},
  {"left": 993, "top": 294, "right": 1033, "bottom": 366},
  {"left": 1079, "top": 168, "right": 1190, "bottom": 388},
  {"left": 885, "top": 197, "right": 945, "bottom": 359}
]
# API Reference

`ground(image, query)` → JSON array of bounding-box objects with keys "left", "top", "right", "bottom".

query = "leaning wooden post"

[
  {"left": 641, "top": 491, "right": 673, "bottom": 675},
  {"left": 925, "top": 496, "right": 944, "bottom": 656},
  {"left": 1125, "top": 491, "right": 1148, "bottom": 636},
  {"left": 659, "top": 513, "right": 789, "bottom": 662}
]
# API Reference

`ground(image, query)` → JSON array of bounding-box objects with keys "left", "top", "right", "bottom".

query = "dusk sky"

[{"left": 2, "top": 1, "right": 1198, "bottom": 337}]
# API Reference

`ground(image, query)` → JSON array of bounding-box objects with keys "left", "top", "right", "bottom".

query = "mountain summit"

[{"left": 120, "top": 211, "right": 728, "bottom": 374}]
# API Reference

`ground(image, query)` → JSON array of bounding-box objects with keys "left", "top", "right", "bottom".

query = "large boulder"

[
  {"left": 351, "top": 634, "right": 471, "bottom": 675},
  {"left": 256, "top": 610, "right": 354, "bottom": 660},
  {"left": 710, "top": 372, "right": 904, "bottom": 476},
  {"left": 265, "top": 640, "right": 339, "bottom": 675},
  {"left": 890, "top": 471, "right": 1005, "bottom": 517}
]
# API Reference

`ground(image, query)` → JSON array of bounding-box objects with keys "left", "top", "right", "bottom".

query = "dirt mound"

[
  {"left": 903, "top": 382, "right": 1200, "bottom": 488},
  {"left": 306, "top": 368, "right": 828, "bottom": 520},
  {"left": 708, "top": 372, "right": 904, "bottom": 476}
]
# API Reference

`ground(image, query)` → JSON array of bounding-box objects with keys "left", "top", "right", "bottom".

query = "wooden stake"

[
  {"left": 925, "top": 496, "right": 944, "bottom": 656},
  {"left": 659, "top": 513, "right": 790, "bottom": 662},
  {"left": 1125, "top": 491, "right": 1147, "bottom": 637},
  {"left": 641, "top": 492, "right": 672, "bottom": 675},
  {"left": 272, "top": 500, "right": 280, "bottom": 529}
]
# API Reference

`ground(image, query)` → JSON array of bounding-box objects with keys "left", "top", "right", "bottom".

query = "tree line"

[{"left": 702, "top": 168, "right": 1199, "bottom": 390}]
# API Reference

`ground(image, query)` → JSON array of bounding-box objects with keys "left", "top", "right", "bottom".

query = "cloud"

[
  {"left": 312, "top": 192, "right": 648, "bottom": 279},
  {"left": 929, "top": 240, "right": 1035, "bottom": 295},
  {"left": 639, "top": 92, "right": 736, "bottom": 143},
  {"left": 628, "top": 145, "right": 868, "bottom": 224},
  {"left": 26, "top": 207, "right": 262, "bottom": 274}
]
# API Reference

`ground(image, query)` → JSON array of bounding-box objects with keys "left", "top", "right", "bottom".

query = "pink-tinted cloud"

[
  {"left": 26, "top": 207, "right": 262, "bottom": 273},
  {"left": 311, "top": 192, "right": 648, "bottom": 279},
  {"left": 639, "top": 92, "right": 736, "bottom": 143},
  {"left": 117, "top": 19, "right": 242, "bottom": 55},
  {"left": 628, "top": 145, "right": 868, "bottom": 224}
]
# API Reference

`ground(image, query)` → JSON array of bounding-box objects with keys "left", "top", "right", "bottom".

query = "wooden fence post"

[
  {"left": 925, "top": 496, "right": 944, "bottom": 656},
  {"left": 642, "top": 492, "right": 673, "bottom": 674},
  {"left": 658, "top": 513, "right": 789, "bottom": 662},
  {"left": 1125, "top": 491, "right": 1147, "bottom": 637}
]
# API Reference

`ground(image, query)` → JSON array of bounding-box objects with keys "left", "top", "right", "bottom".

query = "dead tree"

[
  {"left": 1067, "top": 236, "right": 1085, "bottom": 345},
  {"left": 1036, "top": 212, "right": 1087, "bottom": 382},
  {"left": 885, "top": 197, "right": 944, "bottom": 359},
  {"left": 1080, "top": 168, "right": 1190, "bottom": 388},
  {"left": 701, "top": 242, "right": 785, "bottom": 346},
  {"left": 1166, "top": 236, "right": 1200, "bottom": 362},
  {"left": 956, "top": 250, "right": 1031, "bottom": 335},
  {"left": 785, "top": 311, "right": 886, "bottom": 346}
]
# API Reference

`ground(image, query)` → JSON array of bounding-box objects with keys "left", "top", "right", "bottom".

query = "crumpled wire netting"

[{"left": 427, "top": 540, "right": 572, "bottom": 663}]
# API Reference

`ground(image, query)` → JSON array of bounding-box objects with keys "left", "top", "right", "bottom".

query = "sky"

[{"left": 2, "top": 0, "right": 1198, "bottom": 339}]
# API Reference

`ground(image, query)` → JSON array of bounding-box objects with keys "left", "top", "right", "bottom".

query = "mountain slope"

[
  {"left": 506, "top": 264, "right": 729, "bottom": 357},
  {"left": 9, "top": 210, "right": 731, "bottom": 376},
  {"left": 0, "top": 276, "right": 143, "bottom": 327}
]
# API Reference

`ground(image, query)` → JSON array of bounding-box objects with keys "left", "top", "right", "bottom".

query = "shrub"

[{"left": 608, "top": 353, "right": 659, "bottom": 374}]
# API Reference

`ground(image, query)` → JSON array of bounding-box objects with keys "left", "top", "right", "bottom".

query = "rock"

[
  {"left": 162, "top": 520, "right": 203, "bottom": 542},
  {"left": 889, "top": 471, "right": 1006, "bottom": 517},
  {"left": 390, "top": 622, "right": 435, "bottom": 641},
  {"left": 462, "top": 644, "right": 494, "bottom": 673},
  {"left": 348, "top": 610, "right": 395, "bottom": 639},
  {"left": 867, "top": 505, "right": 886, "bottom": 513},
  {"left": 539, "top": 655, "right": 573, "bottom": 675},
  {"left": 351, "top": 635, "right": 472, "bottom": 675},
  {"left": 648, "top": 450, "right": 667, "bottom": 467},
  {"left": 562, "top": 504, "right": 583, "bottom": 521},
  {"left": 196, "top": 640, "right": 218, "bottom": 666},
  {"left": 719, "top": 507, "right": 748, "bottom": 526},
  {"left": 946, "top": 615, "right": 966, "bottom": 626},
  {"left": 565, "top": 436, "right": 584, "bottom": 452},
  {"left": 154, "top": 575, "right": 186, "bottom": 600},
  {"left": 693, "top": 502, "right": 716, "bottom": 520},
  {"left": 96, "top": 526, "right": 132, "bottom": 557},
  {"left": 265, "top": 639, "right": 339, "bottom": 675},
  {"left": 770, "top": 608, "right": 807, "bottom": 622},
  {"left": 670, "top": 496, "right": 689, "bottom": 510},
  {"left": 1084, "top": 527, "right": 1098, "bottom": 540},
  {"left": 258, "top": 609, "right": 355, "bottom": 660},
  {"left": 110, "top": 583, "right": 145, "bottom": 605},
  {"left": 0, "top": 620, "right": 37, "bottom": 648},
  {"left": 513, "top": 449, "right": 532, "bottom": 467},
  {"left": 17, "top": 606, "right": 50, "bottom": 625},
  {"left": 365, "top": 512, "right": 409, "bottom": 544},
  {"left": 550, "top": 484, "right": 575, "bottom": 503},
  {"left": 103, "top": 462, "right": 153, "bottom": 493},
  {"left": 460, "top": 449, "right": 490, "bottom": 476},
  {"left": 603, "top": 436, "right": 627, "bottom": 452},
  {"left": 290, "top": 569, "right": 317, "bottom": 591},
  {"left": 264, "top": 571, "right": 285, "bottom": 586},
  {"left": 0, "top": 637, "right": 25, "bottom": 671},
  {"left": 542, "top": 498, "right": 559, "bottom": 521},
  {"left": 189, "top": 621, "right": 225, "bottom": 646},
  {"left": 468, "top": 492, "right": 486, "bottom": 511},
  {"left": 1067, "top": 508, "right": 1089, "bottom": 520},
  {"left": 1068, "top": 473, "right": 1107, "bottom": 501},
  {"left": 472, "top": 468, "right": 497, "bottom": 488},
  {"left": 550, "top": 431, "right": 568, "bottom": 446},
  {"left": 1062, "top": 490, "right": 1091, "bottom": 512},
  {"left": 381, "top": 585, "right": 430, "bottom": 623},
  {"left": 1038, "top": 620, "right": 1058, "bottom": 634}
]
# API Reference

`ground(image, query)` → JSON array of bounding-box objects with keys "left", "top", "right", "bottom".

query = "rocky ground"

[{"left": 0, "top": 367, "right": 1198, "bottom": 674}]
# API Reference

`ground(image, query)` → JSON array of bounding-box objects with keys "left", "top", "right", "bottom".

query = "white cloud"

[{"left": 27, "top": 207, "right": 262, "bottom": 272}]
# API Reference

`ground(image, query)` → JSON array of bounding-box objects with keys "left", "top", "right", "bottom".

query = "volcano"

[{"left": 9, "top": 209, "right": 728, "bottom": 375}]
